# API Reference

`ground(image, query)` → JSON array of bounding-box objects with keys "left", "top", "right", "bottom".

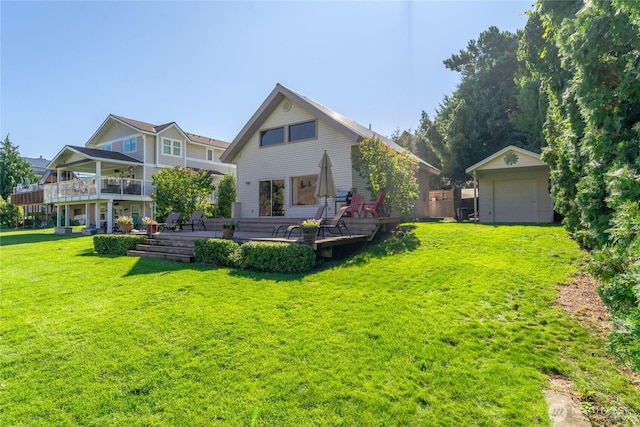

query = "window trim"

[
  {"left": 259, "top": 126, "right": 285, "bottom": 147},
  {"left": 287, "top": 120, "right": 317, "bottom": 143},
  {"left": 162, "top": 138, "right": 182, "bottom": 157},
  {"left": 291, "top": 174, "right": 318, "bottom": 206},
  {"left": 123, "top": 137, "right": 137, "bottom": 153}
]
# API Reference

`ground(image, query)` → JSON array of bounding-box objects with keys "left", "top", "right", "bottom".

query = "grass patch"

[{"left": 1, "top": 224, "right": 638, "bottom": 425}]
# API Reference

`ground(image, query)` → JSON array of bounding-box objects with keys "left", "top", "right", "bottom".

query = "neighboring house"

[
  {"left": 44, "top": 114, "right": 235, "bottom": 233},
  {"left": 10, "top": 156, "right": 55, "bottom": 227},
  {"left": 465, "top": 145, "right": 554, "bottom": 223},
  {"left": 220, "top": 83, "right": 440, "bottom": 219}
]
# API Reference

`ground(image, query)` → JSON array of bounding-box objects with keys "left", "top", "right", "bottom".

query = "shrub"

[
  {"left": 93, "top": 234, "right": 145, "bottom": 255},
  {"left": 194, "top": 238, "right": 240, "bottom": 267},
  {"left": 239, "top": 241, "right": 316, "bottom": 273}
]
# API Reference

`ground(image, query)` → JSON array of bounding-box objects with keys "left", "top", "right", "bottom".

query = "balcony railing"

[{"left": 44, "top": 177, "right": 155, "bottom": 200}]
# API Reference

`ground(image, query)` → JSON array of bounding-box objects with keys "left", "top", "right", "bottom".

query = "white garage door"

[{"left": 494, "top": 179, "right": 537, "bottom": 223}]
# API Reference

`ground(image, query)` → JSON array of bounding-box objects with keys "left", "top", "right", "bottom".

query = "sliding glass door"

[{"left": 259, "top": 179, "right": 285, "bottom": 216}]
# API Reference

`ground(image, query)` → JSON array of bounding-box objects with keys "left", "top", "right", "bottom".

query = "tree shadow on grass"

[
  {"left": 318, "top": 227, "right": 422, "bottom": 270},
  {"left": 82, "top": 226, "right": 421, "bottom": 280}
]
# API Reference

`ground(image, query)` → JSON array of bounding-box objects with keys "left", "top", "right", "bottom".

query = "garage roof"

[{"left": 465, "top": 145, "right": 546, "bottom": 174}]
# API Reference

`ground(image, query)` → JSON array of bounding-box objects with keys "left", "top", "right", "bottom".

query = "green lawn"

[{"left": 1, "top": 224, "right": 638, "bottom": 426}]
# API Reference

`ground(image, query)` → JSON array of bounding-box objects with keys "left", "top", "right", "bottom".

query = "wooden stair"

[{"left": 127, "top": 234, "right": 198, "bottom": 263}]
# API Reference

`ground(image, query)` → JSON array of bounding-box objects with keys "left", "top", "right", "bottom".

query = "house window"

[
  {"left": 162, "top": 138, "right": 181, "bottom": 156},
  {"left": 291, "top": 175, "right": 318, "bottom": 206},
  {"left": 288, "top": 121, "right": 316, "bottom": 142},
  {"left": 260, "top": 127, "right": 284, "bottom": 147},
  {"left": 207, "top": 149, "right": 216, "bottom": 162},
  {"left": 124, "top": 138, "right": 137, "bottom": 153},
  {"left": 259, "top": 179, "right": 285, "bottom": 216},
  {"left": 102, "top": 144, "right": 112, "bottom": 151}
]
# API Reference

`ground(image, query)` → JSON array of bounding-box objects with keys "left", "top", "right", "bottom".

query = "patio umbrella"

[{"left": 315, "top": 150, "right": 337, "bottom": 220}]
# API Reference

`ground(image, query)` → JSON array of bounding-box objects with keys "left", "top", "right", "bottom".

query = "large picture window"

[
  {"left": 291, "top": 175, "right": 317, "bottom": 206},
  {"left": 259, "top": 179, "right": 285, "bottom": 216},
  {"left": 162, "top": 138, "right": 181, "bottom": 156},
  {"left": 260, "top": 127, "right": 284, "bottom": 147},
  {"left": 288, "top": 121, "right": 316, "bottom": 142}
]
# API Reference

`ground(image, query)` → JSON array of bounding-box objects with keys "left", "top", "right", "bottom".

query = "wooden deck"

[{"left": 131, "top": 217, "right": 400, "bottom": 260}]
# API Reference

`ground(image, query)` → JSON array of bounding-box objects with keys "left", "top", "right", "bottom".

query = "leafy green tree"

[
  {"left": 151, "top": 166, "right": 215, "bottom": 222},
  {"left": 0, "top": 135, "right": 37, "bottom": 199},
  {"left": 353, "top": 136, "right": 419, "bottom": 219},
  {"left": 0, "top": 196, "right": 22, "bottom": 228},
  {"left": 216, "top": 173, "right": 236, "bottom": 218},
  {"left": 421, "top": 26, "right": 546, "bottom": 185}
]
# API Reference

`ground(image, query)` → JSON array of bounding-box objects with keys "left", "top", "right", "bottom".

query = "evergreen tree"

[{"left": 0, "top": 135, "right": 37, "bottom": 199}]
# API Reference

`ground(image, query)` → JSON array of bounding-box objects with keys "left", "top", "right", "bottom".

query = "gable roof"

[
  {"left": 89, "top": 114, "right": 229, "bottom": 150},
  {"left": 465, "top": 145, "right": 547, "bottom": 174},
  {"left": 220, "top": 83, "right": 440, "bottom": 175}
]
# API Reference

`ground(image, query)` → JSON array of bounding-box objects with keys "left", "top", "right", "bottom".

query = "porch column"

[
  {"left": 106, "top": 200, "right": 113, "bottom": 233},
  {"left": 94, "top": 202, "right": 101, "bottom": 231},
  {"left": 95, "top": 161, "right": 102, "bottom": 194},
  {"left": 85, "top": 202, "right": 91, "bottom": 228},
  {"left": 56, "top": 204, "right": 62, "bottom": 227},
  {"left": 64, "top": 204, "right": 71, "bottom": 227}
]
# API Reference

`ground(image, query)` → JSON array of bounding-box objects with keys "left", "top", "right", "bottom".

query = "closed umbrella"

[{"left": 315, "top": 150, "right": 337, "bottom": 220}]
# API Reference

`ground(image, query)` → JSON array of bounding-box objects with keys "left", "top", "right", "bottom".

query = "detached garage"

[{"left": 465, "top": 145, "right": 554, "bottom": 223}]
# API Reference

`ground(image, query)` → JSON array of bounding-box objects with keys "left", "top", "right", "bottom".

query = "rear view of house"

[{"left": 220, "top": 83, "right": 440, "bottom": 220}]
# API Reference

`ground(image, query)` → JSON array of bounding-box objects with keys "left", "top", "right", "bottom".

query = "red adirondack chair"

[
  {"left": 362, "top": 191, "right": 386, "bottom": 218},
  {"left": 345, "top": 193, "right": 363, "bottom": 218}
]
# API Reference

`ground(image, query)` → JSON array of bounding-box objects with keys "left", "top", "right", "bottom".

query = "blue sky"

[{"left": 1, "top": 1, "right": 531, "bottom": 160}]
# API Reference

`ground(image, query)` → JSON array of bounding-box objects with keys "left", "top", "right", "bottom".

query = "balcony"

[
  {"left": 43, "top": 177, "right": 155, "bottom": 203},
  {"left": 11, "top": 184, "right": 44, "bottom": 206}
]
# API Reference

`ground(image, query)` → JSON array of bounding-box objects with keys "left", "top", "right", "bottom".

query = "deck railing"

[{"left": 44, "top": 177, "right": 155, "bottom": 200}]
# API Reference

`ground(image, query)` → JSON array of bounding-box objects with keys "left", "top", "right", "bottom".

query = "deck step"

[
  {"left": 127, "top": 249, "right": 195, "bottom": 263},
  {"left": 134, "top": 244, "right": 194, "bottom": 255},
  {"left": 127, "top": 235, "right": 196, "bottom": 263}
]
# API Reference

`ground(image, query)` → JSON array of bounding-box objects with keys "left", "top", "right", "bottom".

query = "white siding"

[{"left": 235, "top": 98, "right": 357, "bottom": 218}]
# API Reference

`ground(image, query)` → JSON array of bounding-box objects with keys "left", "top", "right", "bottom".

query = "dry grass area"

[
  {"left": 557, "top": 273, "right": 612, "bottom": 336},
  {"left": 556, "top": 274, "right": 640, "bottom": 426}
]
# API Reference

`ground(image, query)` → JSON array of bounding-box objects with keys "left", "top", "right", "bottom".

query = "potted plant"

[
  {"left": 116, "top": 215, "right": 133, "bottom": 233},
  {"left": 300, "top": 218, "right": 321, "bottom": 244},
  {"left": 222, "top": 219, "right": 238, "bottom": 239},
  {"left": 142, "top": 216, "right": 158, "bottom": 235}
]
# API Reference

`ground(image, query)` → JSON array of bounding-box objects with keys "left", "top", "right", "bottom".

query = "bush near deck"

[
  {"left": 93, "top": 234, "right": 146, "bottom": 255},
  {"left": 194, "top": 238, "right": 240, "bottom": 267},
  {"left": 238, "top": 241, "right": 316, "bottom": 273}
]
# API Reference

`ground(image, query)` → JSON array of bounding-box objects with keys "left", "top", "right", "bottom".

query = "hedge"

[
  {"left": 238, "top": 241, "right": 316, "bottom": 274},
  {"left": 194, "top": 238, "right": 240, "bottom": 267},
  {"left": 93, "top": 234, "right": 146, "bottom": 256}
]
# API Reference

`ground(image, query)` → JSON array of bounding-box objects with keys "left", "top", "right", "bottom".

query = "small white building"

[
  {"left": 465, "top": 145, "right": 554, "bottom": 223},
  {"left": 220, "top": 83, "right": 440, "bottom": 219}
]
